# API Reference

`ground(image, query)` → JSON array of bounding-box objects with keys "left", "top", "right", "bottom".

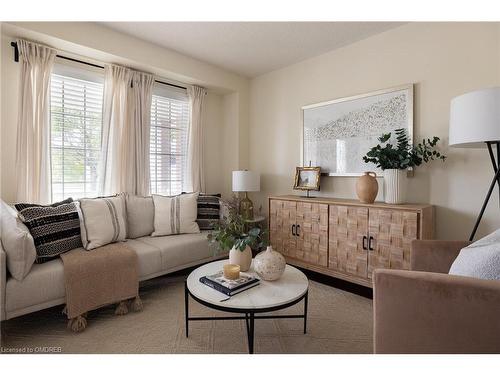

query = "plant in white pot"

[
  {"left": 208, "top": 198, "right": 266, "bottom": 271},
  {"left": 362, "top": 128, "right": 446, "bottom": 204}
]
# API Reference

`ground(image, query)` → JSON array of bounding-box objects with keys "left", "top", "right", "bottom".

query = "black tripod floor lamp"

[{"left": 449, "top": 87, "right": 500, "bottom": 241}]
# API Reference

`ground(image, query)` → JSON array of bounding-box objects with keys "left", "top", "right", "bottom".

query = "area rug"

[{"left": 0, "top": 275, "right": 373, "bottom": 354}]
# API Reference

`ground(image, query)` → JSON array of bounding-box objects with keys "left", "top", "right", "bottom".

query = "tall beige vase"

[
  {"left": 356, "top": 172, "right": 378, "bottom": 204},
  {"left": 229, "top": 245, "right": 252, "bottom": 272},
  {"left": 383, "top": 169, "right": 407, "bottom": 204}
]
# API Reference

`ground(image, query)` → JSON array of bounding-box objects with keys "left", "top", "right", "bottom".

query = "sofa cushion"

[
  {"left": 79, "top": 195, "right": 127, "bottom": 250},
  {"left": 17, "top": 201, "right": 82, "bottom": 264},
  {"left": 137, "top": 233, "right": 211, "bottom": 271},
  {"left": 6, "top": 257, "right": 66, "bottom": 314},
  {"left": 449, "top": 229, "right": 500, "bottom": 280},
  {"left": 0, "top": 201, "right": 37, "bottom": 281},
  {"left": 152, "top": 193, "right": 200, "bottom": 236},
  {"left": 125, "top": 194, "right": 154, "bottom": 239},
  {"left": 125, "top": 239, "right": 162, "bottom": 278}
]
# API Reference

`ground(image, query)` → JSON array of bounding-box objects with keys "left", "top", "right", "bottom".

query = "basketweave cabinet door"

[
  {"left": 295, "top": 202, "right": 328, "bottom": 266},
  {"left": 328, "top": 205, "right": 368, "bottom": 278},
  {"left": 269, "top": 199, "right": 297, "bottom": 258},
  {"left": 367, "top": 208, "right": 418, "bottom": 279}
]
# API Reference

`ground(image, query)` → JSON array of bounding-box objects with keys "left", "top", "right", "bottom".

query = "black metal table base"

[{"left": 184, "top": 281, "right": 308, "bottom": 354}]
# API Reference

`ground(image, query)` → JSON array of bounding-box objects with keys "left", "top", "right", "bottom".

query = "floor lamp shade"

[
  {"left": 449, "top": 87, "right": 500, "bottom": 148},
  {"left": 232, "top": 171, "right": 260, "bottom": 192},
  {"left": 449, "top": 87, "right": 500, "bottom": 241}
]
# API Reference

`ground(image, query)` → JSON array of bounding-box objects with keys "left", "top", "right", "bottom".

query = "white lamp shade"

[
  {"left": 449, "top": 87, "right": 500, "bottom": 148},
  {"left": 232, "top": 170, "right": 260, "bottom": 192}
]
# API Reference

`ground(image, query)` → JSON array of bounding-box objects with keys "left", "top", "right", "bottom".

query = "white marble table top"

[{"left": 186, "top": 259, "right": 309, "bottom": 310}]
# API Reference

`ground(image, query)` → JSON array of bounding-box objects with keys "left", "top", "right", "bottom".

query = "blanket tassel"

[
  {"left": 68, "top": 315, "right": 87, "bottom": 333},
  {"left": 115, "top": 301, "right": 129, "bottom": 315},
  {"left": 130, "top": 296, "right": 143, "bottom": 312}
]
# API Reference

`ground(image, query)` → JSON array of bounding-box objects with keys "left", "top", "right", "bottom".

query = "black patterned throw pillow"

[
  {"left": 14, "top": 197, "right": 74, "bottom": 212},
  {"left": 196, "top": 193, "right": 221, "bottom": 230},
  {"left": 17, "top": 202, "right": 83, "bottom": 263}
]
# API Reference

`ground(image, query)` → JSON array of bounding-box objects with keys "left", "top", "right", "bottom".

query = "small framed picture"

[{"left": 293, "top": 167, "right": 321, "bottom": 191}]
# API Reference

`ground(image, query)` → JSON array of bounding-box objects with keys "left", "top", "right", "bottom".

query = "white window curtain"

[
  {"left": 127, "top": 72, "right": 155, "bottom": 196},
  {"left": 186, "top": 86, "right": 207, "bottom": 193},
  {"left": 99, "top": 65, "right": 154, "bottom": 196},
  {"left": 15, "top": 39, "right": 57, "bottom": 204},
  {"left": 99, "top": 65, "right": 131, "bottom": 195}
]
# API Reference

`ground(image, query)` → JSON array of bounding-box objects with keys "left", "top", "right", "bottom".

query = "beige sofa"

[
  {"left": 0, "top": 200, "right": 223, "bottom": 321},
  {"left": 374, "top": 240, "right": 500, "bottom": 354}
]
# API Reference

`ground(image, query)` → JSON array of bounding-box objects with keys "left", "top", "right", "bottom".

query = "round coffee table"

[{"left": 185, "top": 259, "right": 309, "bottom": 354}]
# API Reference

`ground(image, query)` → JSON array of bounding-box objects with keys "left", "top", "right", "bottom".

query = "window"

[
  {"left": 149, "top": 86, "right": 190, "bottom": 196},
  {"left": 50, "top": 64, "right": 104, "bottom": 202}
]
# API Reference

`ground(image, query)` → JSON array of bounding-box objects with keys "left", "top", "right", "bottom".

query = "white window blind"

[
  {"left": 50, "top": 65, "right": 104, "bottom": 202},
  {"left": 149, "top": 85, "right": 190, "bottom": 196}
]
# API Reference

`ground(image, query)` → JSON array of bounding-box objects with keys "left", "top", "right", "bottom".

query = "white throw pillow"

[
  {"left": 125, "top": 194, "right": 154, "bottom": 239},
  {"left": 152, "top": 193, "right": 200, "bottom": 236},
  {"left": 0, "top": 200, "right": 37, "bottom": 280},
  {"left": 78, "top": 195, "right": 127, "bottom": 250},
  {"left": 449, "top": 229, "right": 500, "bottom": 280}
]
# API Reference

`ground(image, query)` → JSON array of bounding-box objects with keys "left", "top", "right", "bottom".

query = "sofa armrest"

[
  {"left": 373, "top": 269, "right": 500, "bottom": 353},
  {"left": 0, "top": 241, "right": 6, "bottom": 321},
  {"left": 410, "top": 240, "right": 471, "bottom": 273}
]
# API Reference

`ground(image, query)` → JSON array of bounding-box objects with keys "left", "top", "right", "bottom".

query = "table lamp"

[
  {"left": 232, "top": 170, "right": 260, "bottom": 220},
  {"left": 449, "top": 87, "right": 500, "bottom": 240}
]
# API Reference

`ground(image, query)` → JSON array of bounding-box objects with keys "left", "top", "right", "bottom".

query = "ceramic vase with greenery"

[
  {"left": 207, "top": 197, "right": 266, "bottom": 271},
  {"left": 362, "top": 128, "right": 446, "bottom": 204}
]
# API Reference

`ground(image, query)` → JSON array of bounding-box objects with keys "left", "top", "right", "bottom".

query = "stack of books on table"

[{"left": 199, "top": 271, "right": 260, "bottom": 296}]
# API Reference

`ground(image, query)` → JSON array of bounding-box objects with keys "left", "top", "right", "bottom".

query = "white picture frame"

[{"left": 301, "top": 84, "right": 414, "bottom": 176}]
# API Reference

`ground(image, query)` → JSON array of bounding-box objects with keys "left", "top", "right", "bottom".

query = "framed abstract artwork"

[{"left": 301, "top": 84, "right": 414, "bottom": 176}]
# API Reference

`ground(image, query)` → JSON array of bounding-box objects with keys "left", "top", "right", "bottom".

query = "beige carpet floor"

[{"left": 1, "top": 275, "right": 373, "bottom": 354}]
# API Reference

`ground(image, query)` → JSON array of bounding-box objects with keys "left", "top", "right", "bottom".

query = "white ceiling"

[{"left": 100, "top": 22, "right": 404, "bottom": 78}]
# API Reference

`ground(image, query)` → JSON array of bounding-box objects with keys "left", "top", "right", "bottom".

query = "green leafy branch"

[
  {"left": 362, "top": 128, "right": 446, "bottom": 170},
  {"left": 207, "top": 196, "right": 267, "bottom": 253}
]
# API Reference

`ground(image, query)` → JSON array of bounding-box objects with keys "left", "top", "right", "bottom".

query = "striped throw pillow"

[
  {"left": 152, "top": 193, "right": 200, "bottom": 236},
  {"left": 196, "top": 193, "right": 221, "bottom": 230},
  {"left": 78, "top": 195, "right": 127, "bottom": 250},
  {"left": 17, "top": 202, "right": 83, "bottom": 263}
]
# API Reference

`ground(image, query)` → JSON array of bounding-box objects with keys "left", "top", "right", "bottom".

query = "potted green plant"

[
  {"left": 207, "top": 197, "right": 266, "bottom": 271},
  {"left": 362, "top": 128, "right": 446, "bottom": 204}
]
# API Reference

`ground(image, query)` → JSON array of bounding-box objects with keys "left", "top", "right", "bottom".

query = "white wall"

[
  {"left": 1, "top": 33, "right": 20, "bottom": 203},
  {"left": 202, "top": 92, "right": 225, "bottom": 195},
  {"left": 249, "top": 22, "right": 500, "bottom": 240},
  {"left": 0, "top": 22, "right": 250, "bottom": 202}
]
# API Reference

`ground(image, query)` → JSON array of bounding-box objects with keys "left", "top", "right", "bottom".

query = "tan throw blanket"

[{"left": 61, "top": 242, "right": 142, "bottom": 332}]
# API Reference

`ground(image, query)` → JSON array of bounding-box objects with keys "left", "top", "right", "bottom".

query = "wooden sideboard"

[{"left": 268, "top": 195, "right": 434, "bottom": 288}]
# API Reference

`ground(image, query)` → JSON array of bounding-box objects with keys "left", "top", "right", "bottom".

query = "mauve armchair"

[{"left": 373, "top": 240, "right": 500, "bottom": 354}]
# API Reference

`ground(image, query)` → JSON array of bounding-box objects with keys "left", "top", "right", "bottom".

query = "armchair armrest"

[
  {"left": 411, "top": 240, "right": 471, "bottom": 273},
  {"left": 373, "top": 269, "right": 500, "bottom": 353}
]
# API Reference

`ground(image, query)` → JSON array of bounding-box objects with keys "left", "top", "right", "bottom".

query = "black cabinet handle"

[
  {"left": 292, "top": 224, "right": 296, "bottom": 236},
  {"left": 296, "top": 225, "right": 301, "bottom": 237},
  {"left": 368, "top": 236, "right": 375, "bottom": 251},
  {"left": 362, "top": 236, "right": 367, "bottom": 250}
]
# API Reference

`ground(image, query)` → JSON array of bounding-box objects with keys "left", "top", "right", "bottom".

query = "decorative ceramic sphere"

[{"left": 253, "top": 246, "right": 286, "bottom": 281}]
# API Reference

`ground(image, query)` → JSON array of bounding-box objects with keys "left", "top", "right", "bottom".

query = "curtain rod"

[{"left": 10, "top": 41, "right": 187, "bottom": 91}]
